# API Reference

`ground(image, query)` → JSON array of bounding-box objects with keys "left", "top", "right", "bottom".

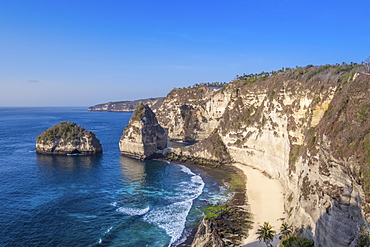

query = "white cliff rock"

[{"left": 119, "top": 104, "right": 168, "bottom": 159}]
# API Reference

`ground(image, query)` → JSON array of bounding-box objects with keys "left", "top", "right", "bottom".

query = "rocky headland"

[
  {"left": 119, "top": 103, "right": 168, "bottom": 159},
  {"left": 88, "top": 97, "right": 164, "bottom": 112},
  {"left": 36, "top": 121, "right": 102, "bottom": 155},
  {"left": 152, "top": 63, "right": 370, "bottom": 246},
  {"left": 93, "top": 63, "right": 370, "bottom": 246}
]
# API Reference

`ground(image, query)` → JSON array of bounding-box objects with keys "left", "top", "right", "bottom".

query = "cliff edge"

[
  {"left": 157, "top": 63, "right": 370, "bottom": 246},
  {"left": 119, "top": 104, "right": 168, "bottom": 159},
  {"left": 36, "top": 121, "right": 102, "bottom": 155}
]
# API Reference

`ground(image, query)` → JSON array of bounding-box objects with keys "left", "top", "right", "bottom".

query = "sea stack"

[
  {"left": 36, "top": 121, "right": 102, "bottom": 155},
  {"left": 119, "top": 103, "right": 168, "bottom": 159}
]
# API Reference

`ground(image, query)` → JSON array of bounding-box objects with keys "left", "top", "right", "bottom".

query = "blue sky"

[{"left": 1, "top": 0, "right": 369, "bottom": 106}]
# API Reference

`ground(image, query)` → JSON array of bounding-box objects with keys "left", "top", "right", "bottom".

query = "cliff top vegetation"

[
  {"left": 131, "top": 103, "right": 146, "bottom": 122},
  {"left": 234, "top": 62, "right": 367, "bottom": 85},
  {"left": 176, "top": 81, "right": 227, "bottom": 90},
  {"left": 36, "top": 121, "right": 91, "bottom": 144}
]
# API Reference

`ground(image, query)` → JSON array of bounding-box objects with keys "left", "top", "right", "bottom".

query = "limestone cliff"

[
  {"left": 119, "top": 104, "right": 168, "bottom": 159},
  {"left": 159, "top": 64, "right": 370, "bottom": 246},
  {"left": 88, "top": 97, "right": 164, "bottom": 112},
  {"left": 155, "top": 86, "right": 231, "bottom": 141},
  {"left": 36, "top": 121, "right": 102, "bottom": 155}
]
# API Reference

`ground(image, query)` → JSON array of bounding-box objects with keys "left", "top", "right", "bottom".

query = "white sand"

[{"left": 233, "top": 163, "right": 285, "bottom": 247}]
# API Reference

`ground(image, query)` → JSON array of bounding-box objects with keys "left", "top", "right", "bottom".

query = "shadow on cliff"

[
  {"left": 311, "top": 199, "right": 364, "bottom": 247},
  {"left": 243, "top": 199, "right": 364, "bottom": 247}
]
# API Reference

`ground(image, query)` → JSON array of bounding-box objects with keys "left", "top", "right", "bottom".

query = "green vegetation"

[
  {"left": 235, "top": 62, "right": 365, "bottom": 85},
  {"left": 36, "top": 121, "right": 88, "bottom": 144},
  {"left": 131, "top": 103, "right": 146, "bottom": 121},
  {"left": 203, "top": 204, "right": 229, "bottom": 219},
  {"left": 279, "top": 235, "right": 314, "bottom": 247},
  {"left": 358, "top": 103, "right": 370, "bottom": 122},
  {"left": 177, "top": 81, "right": 228, "bottom": 89},
  {"left": 256, "top": 222, "right": 276, "bottom": 247},
  {"left": 289, "top": 145, "right": 302, "bottom": 171},
  {"left": 359, "top": 226, "right": 370, "bottom": 247},
  {"left": 280, "top": 222, "right": 293, "bottom": 237}
]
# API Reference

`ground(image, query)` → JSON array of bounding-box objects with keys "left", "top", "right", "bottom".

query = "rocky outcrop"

[
  {"left": 119, "top": 104, "right": 168, "bottom": 159},
  {"left": 155, "top": 86, "right": 231, "bottom": 141},
  {"left": 158, "top": 64, "right": 370, "bottom": 246},
  {"left": 88, "top": 97, "right": 164, "bottom": 112},
  {"left": 36, "top": 121, "right": 102, "bottom": 155},
  {"left": 191, "top": 218, "right": 225, "bottom": 247}
]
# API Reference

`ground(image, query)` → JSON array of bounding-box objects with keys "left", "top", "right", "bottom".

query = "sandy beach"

[{"left": 233, "top": 163, "right": 285, "bottom": 247}]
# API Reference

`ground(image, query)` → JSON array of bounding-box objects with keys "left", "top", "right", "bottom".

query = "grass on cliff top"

[
  {"left": 131, "top": 103, "right": 146, "bottom": 121},
  {"left": 37, "top": 121, "right": 88, "bottom": 143}
]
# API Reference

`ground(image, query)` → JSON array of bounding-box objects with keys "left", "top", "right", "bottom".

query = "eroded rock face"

[
  {"left": 119, "top": 104, "right": 168, "bottom": 159},
  {"left": 36, "top": 121, "right": 102, "bottom": 155},
  {"left": 155, "top": 86, "right": 231, "bottom": 142},
  {"left": 159, "top": 65, "right": 370, "bottom": 246}
]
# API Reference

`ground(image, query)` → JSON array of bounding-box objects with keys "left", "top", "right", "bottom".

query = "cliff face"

[
  {"left": 155, "top": 86, "right": 231, "bottom": 141},
  {"left": 36, "top": 121, "right": 102, "bottom": 155},
  {"left": 119, "top": 104, "right": 168, "bottom": 159},
  {"left": 88, "top": 97, "right": 164, "bottom": 112},
  {"left": 157, "top": 64, "right": 370, "bottom": 246}
]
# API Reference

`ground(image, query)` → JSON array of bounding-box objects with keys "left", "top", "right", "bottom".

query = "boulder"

[
  {"left": 119, "top": 104, "right": 168, "bottom": 159},
  {"left": 36, "top": 121, "right": 102, "bottom": 155}
]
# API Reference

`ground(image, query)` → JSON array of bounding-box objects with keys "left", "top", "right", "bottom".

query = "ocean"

[{"left": 0, "top": 107, "right": 231, "bottom": 247}]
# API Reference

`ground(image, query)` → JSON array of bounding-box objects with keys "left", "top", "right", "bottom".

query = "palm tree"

[
  {"left": 256, "top": 222, "right": 276, "bottom": 247},
  {"left": 280, "top": 222, "right": 293, "bottom": 237}
]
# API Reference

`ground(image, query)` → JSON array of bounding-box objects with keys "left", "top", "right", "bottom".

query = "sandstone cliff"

[
  {"left": 158, "top": 63, "right": 370, "bottom": 246},
  {"left": 119, "top": 104, "right": 168, "bottom": 159},
  {"left": 88, "top": 97, "right": 164, "bottom": 112},
  {"left": 36, "top": 121, "right": 102, "bottom": 155}
]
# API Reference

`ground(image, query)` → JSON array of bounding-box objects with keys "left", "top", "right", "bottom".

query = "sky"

[{"left": 1, "top": 0, "right": 369, "bottom": 107}]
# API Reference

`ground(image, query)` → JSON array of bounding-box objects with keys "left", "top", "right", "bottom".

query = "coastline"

[
  {"left": 167, "top": 158, "right": 251, "bottom": 247},
  {"left": 233, "top": 163, "right": 285, "bottom": 247}
]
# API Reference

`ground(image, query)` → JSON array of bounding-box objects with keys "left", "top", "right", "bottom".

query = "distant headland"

[{"left": 88, "top": 97, "right": 164, "bottom": 112}]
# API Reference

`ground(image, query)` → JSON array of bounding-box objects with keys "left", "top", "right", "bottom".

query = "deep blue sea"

[{"left": 0, "top": 107, "right": 230, "bottom": 247}]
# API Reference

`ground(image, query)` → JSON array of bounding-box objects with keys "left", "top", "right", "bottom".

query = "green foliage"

[
  {"left": 359, "top": 226, "right": 370, "bottom": 247},
  {"left": 236, "top": 71, "right": 272, "bottom": 83},
  {"left": 280, "top": 222, "right": 293, "bottom": 237},
  {"left": 280, "top": 235, "right": 314, "bottom": 247},
  {"left": 256, "top": 222, "right": 276, "bottom": 247},
  {"left": 178, "top": 81, "right": 227, "bottom": 89},
  {"left": 358, "top": 103, "right": 370, "bottom": 122},
  {"left": 131, "top": 103, "right": 146, "bottom": 121},
  {"left": 203, "top": 205, "right": 229, "bottom": 219},
  {"left": 289, "top": 145, "right": 302, "bottom": 170},
  {"left": 37, "top": 121, "right": 87, "bottom": 144}
]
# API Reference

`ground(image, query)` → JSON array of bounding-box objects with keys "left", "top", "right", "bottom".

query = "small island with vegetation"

[{"left": 36, "top": 121, "right": 102, "bottom": 155}]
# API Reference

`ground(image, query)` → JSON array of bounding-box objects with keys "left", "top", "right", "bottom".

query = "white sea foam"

[
  {"left": 143, "top": 200, "right": 193, "bottom": 246},
  {"left": 116, "top": 206, "right": 150, "bottom": 216},
  {"left": 143, "top": 165, "right": 205, "bottom": 246}
]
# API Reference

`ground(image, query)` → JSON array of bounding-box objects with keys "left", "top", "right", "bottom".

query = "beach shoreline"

[{"left": 233, "top": 163, "right": 285, "bottom": 247}]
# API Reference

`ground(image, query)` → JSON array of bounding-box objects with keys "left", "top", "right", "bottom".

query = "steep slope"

[
  {"left": 155, "top": 86, "right": 231, "bottom": 141},
  {"left": 119, "top": 104, "right": 168, "bottom": 159},
  {"left": 158, "top": 63, "right": 370, "bottom": 246}
]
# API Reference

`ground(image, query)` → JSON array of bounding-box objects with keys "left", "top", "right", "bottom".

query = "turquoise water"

[{"left": 0, "top": 107, "right": 230, "bottom": 246}]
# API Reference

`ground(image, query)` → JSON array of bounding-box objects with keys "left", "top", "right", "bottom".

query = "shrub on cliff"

[{"left": 36, "top": 121, "right": 88, "bottom": 144}]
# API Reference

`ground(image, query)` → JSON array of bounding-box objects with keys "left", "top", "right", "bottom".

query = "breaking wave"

[{"left": 144, "top": 164, "right": 205, "bottom": 245}]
